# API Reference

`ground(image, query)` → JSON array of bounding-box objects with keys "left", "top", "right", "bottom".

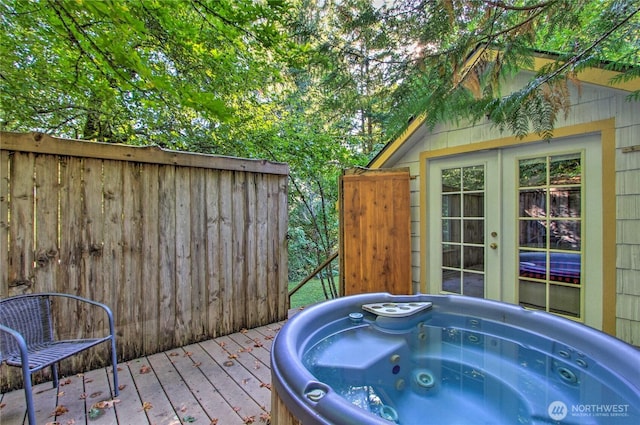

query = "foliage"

[
  {"left": 344, "top": 0, "right": 640, "bottom": 141},
  {"left": 1, "top": 0, "right": 295, "bottom": 145}
]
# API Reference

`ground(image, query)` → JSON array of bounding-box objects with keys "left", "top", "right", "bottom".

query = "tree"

[
  {"left": 1, "top": 0, "right": 295, "bottom": 145},
  {"left": 294, "top": 0, "right": 639, "bottom": 143}
]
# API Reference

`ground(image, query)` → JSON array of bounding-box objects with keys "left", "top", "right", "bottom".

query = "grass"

[{"left": 288, "top": 278, "right": 338, "bottom": 309}]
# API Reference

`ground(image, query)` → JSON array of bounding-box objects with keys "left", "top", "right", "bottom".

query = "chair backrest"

[{"left": 0, "top": 295, "right": 54, "bottom": 361}]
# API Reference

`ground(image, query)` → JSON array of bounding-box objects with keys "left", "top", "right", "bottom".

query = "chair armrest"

[
  {"left": 0, "top": 323, "right": 30, "bottom": 365},
  {"left": 8, "top": 293, "right": 117, "bottom": 339}
]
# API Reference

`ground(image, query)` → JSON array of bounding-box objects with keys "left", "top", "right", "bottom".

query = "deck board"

[{"left": 0, "top": 318, "right": 290, "bottom": 425}]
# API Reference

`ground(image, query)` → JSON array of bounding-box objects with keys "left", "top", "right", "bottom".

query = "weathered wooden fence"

[{"left": 0, "top": 132, "right": 289, "bottom": 391}]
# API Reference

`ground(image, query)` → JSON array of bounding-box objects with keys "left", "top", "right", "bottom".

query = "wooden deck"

[{"left": 1, "top": 319, "right": 289, "bottom": 425}]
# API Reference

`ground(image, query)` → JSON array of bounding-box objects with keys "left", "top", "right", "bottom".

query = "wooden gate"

[{"left": 339, "top": 168, "right": 412, "bottom": 295}]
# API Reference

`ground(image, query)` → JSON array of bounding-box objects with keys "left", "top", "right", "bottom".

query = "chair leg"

[
  {"left": 51, "top": 363, "right": 59, "bottom": 389},
  {"left": 111, "top": 337, "right": 119, "bottom": 396},
  {"left": 22, "top": 365, "right": 36, "bottom": 425}
]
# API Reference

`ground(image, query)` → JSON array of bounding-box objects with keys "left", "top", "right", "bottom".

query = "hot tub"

[{"left": 271, "top": 293, "right": 640, "bottom": 424}]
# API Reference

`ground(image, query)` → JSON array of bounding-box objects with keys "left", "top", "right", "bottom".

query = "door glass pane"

[
  {"left": 442, "top": 219, "right": 460, "bottom": 243},
  {"left": 517, "top": 154, "right": 583, "bottom": 319},
  {"left": 463, "top": 166, "right": 484, "bottom": 191},
  {"left": 519, "top": 280, "right": 546, "bottom": 310},
  {"left": 442, "top": 194, "right": 461, "bottom": 216},
  {"left": 463, "top": 220, "right": 484, "bottom": 244},
  {"left": 464, "top": 193, "right": 484, "bottom": 217},
  {"left": 464, "top": 246, "right": 484, "bottom": 270},
  {"left": 519, "top": 189, "right": 546, "bottom": 217},
  {"left": 549, "top": 284, "right": 580, "bottom": 317},
  {"left": 442, "top": 168, "right": 461, "bottom": 192},
  {"left": 440, "top": 165, "right": 486, "bottom": 297},
  {"left": 519, "top": 158, "right": 546, "bottom": 187},
  {"left": 519, "top": 221, "right": 546, "bottom": 248},
  {"left": 442, "top": 244, "right": 461, "bottom": 268},
  {"left": 442, "top": 270, "right": 461, "bottom": 294},
  {"left": 550, "top": 188, "right": 580, "bottom": 217},
  {"left": 463, "top": 272, "right": 485, "bottom": 298},
  {"left": 550, "top": 154, "right": 581, "bottom": 185},
  {"left": 550, "top": 220, "right": 581, "bottom": 251},
  {"left": 519, "top": 250, "right": 546, "bottom": 280}
]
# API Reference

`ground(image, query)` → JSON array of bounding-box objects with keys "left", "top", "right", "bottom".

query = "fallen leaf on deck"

[
  {"left": 89, "top": 391, "right": 103, "bottom": 398},
  {"left": 218, "top": 341, "right": 226, "bottom": 347},
  {"left": 169, "top": 352, "right": 180, "bottom": 356},
  {"left": 52, "top": 405, "right": 69, "bottom": 416},
  {"left": 259, "top": 412, "right": 271, "bottom": 423},
  {"left": 0, "top": 402, "right": 6, "bottom": 409},
  {"left": 118, "top": 384, "right": 127, "bottom": 391},
  {"left": 193, "top": 361, "right": 202, "bottom": 367},
  {"left": 93, "top": 398, "right": 120, "bottom": 409},
  {"left": 184, "top": 351, "right": 193, "bottom": 357},
  {"left": 241, "top": 328, "right": 248, "bottom": 334},
  {"left": 211, "top": 419, "right": 219, "bottom": 425},
  {"left": 140, "top": 364, "right": 151, "bottom": 374},
  {"left": 228, "top": 354, "right": 238, "bottom": 359},
  {"left": 57, "top": 391, "right": 65, "bottom": 397},
  {"left": 224, "top": 360, "right": 234, "bottom": 367},
  {"left": 183, "top": 415, "right": 197, "bottom": 422},
  {"left": 242, "top": 415, "right": 255, "bottom": 424},
  {"left": 260, "top": 382, "right": 272, "bottom": 390},
  {"left": 79, "top": 393, "right": 87, "bottom": 400},
  {"left": 233, "top": 406, "right": 241, "bottom": 412},
  {"left": 142, "top": 401, "right": 153, "bottom": 411}
]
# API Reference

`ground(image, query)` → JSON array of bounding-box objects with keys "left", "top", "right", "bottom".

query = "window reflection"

[
  {"left": 440, "top": 165, "right": 486, "bottom": 297},
  {"left": 517, "top": 153, "right": 582, "bottom": 319}
]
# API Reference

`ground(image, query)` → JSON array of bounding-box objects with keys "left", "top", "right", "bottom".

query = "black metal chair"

[{"left": 0, "top": 293, "right": 119, "bottom": 424}]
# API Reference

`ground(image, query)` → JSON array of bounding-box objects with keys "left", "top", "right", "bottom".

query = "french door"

[{"left": 427, "top": 134, "right": 603, "bottom": 326}]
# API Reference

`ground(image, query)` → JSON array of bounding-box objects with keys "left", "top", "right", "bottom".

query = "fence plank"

[
  {"left": 205, "top": 170, "right": 221, "bottom": 338},
  {"left": 33, "top": 154, "right": 59, "bottom": 294},
  {"left": 232, "top": 171, "right": 247, "bottom": 330},
  {"left": 141, "top": 164, "right": 160, "bottom": 354},
  {"left": 190, "top": 167, "right": 207, "bottom": 340},
  {"left": 82, "top": 158, "right": 109, "bottom": 366},
  {"left": 219, "top": 170, "right": 234, "bottom": 335},
  {"left": 8, "top": 151, "right": 34, "bottom": 295},
  {"left": 123, "top": 162, "right": 143, "bottom": 358},
  {"left": 0, "top": 150, "right": 8, "bottom": 299},
  {"left": 256, "top": 174, "right": 269, "bottom": 325},
  {"left": 277, "top": 176, "right": 289, "bottom": 322},
  {"left": 158, "top": 165, "right": 177, "bottom": 352},
  {"left": 102, "top": 159, "right": 124, "bottom": 358},
  {"left": 175, "top": 167, "right": 192, "bottom": 347},
  {"left": 245, "top": 173, "right": 258, "bottom": 328}
]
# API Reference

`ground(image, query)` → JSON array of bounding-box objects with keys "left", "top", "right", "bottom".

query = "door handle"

[{"left": 490, "top": 243, "right": 498, "bottom": 250}]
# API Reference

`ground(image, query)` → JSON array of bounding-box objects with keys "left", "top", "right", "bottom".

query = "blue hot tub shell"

[{"left": 270, "top": 293, "right": 640, "bottom": 425}]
